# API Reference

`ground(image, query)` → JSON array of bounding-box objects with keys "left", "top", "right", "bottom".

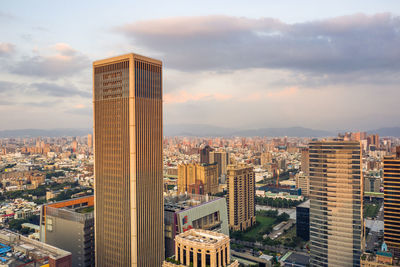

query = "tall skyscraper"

[
  {"left": 309, "top": 141, "right": 363, "bottom": 267},
  {"left": 226, "top": 164, "right": 256, "bottom": 231},
  {"left": 93, "top": 53, "right": 163, "bottom": 266},
  {"left": 383, "top": 147, "right": 400, "bottom": 256}
]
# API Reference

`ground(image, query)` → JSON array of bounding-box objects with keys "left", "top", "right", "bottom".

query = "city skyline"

[{"left": 1, "top": 1, "right": 400, "bottom": 131}]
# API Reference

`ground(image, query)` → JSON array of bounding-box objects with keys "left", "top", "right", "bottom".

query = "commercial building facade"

[
  {"left": 309, "top": 141, "right": 363, "bottom": 267},
  {"left": 383, "top": 147, "right": 400, "bottom": 256},
  {"left": 163, "top": 229, "right": 239, "bottom": 267},
  {"left": 296, "top": 200, "right": 310, "bottom": 241},
  {"left": 93, "top": 53, "right": 163, "bottom": 266},
  {"left": 164, "top": 194, "right": 229, "bottom": 258},
  {"left": 226, "top": 164, "right": 256, "bottom": 231},
  {"left": 40, "top": 196, "right": 95, "bottom": 267}
]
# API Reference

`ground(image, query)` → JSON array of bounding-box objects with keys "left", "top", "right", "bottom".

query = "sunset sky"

[{"left": 1, "top": 1, "right": 400, "bottom": 131}]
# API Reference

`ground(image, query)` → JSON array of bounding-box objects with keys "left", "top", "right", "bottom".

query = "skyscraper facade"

[
  {"left": 226, "top": 164, "right": 256, "bottom": 231},
  {"left": 309, "top": 141, "right": 363, "bottom": 267},
  {"left": 383, "top": 147, "right": 400, "bottom": 256},
  {"left": 93, "top": 53, "right": 163, "bottom": 266}
]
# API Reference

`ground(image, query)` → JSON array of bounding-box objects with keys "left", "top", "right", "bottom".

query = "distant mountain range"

[
  {"left": 0, "top": 128, "right": 92, "bottom": 138},
  {"left": 1, "top": 125, "right": 400, "bottom": 138}
]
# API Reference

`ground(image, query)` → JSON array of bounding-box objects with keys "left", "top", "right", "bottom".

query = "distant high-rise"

[
  {"left": 177, "top": 163, "right": 218, "bottom": 195},
  {"left": 210, "top": 150, "right": 229, "bottom": 179},
  {"left": 93, "top": 53, "right": 163, "bottom": 266},
  {"left": 295, "top": 172, "right": 309, "bottom": 197},
  {"left": 383, "top": 147, "right": 400, "bottom": 256},
  {"left": 200, "top": 145, "right": 213, "bottom": 164},
  {"left": 226, "top": 164, "right": 256, "bottom": 231},
  {"left": 309, "top": 141, "right": 363, "bottom": 267},
  {"left": 300, "top": 148, "right": 309, "bottom": 176},
  {"left": 87, "top": 133, "right": 92, "bottom": 149}
]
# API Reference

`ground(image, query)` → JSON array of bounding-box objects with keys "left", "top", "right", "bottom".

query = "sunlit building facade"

[
  {"left": 309, "top": 141, "right": 363, "bottom": 267},
  {"left": 383, "top": 147, "right": 400, "bottom": 256},
  {"left": 226, "top": 164, "right": 256, "bottom": 231},
  {"left": 93, "top": 53, "right": 163, "bottom": 266}
]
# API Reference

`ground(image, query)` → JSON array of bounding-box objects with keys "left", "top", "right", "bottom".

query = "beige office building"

[
  {"left": 93, "top": 53, "right": 163, "bottom": 266},
  {"left": 295, "top": 171, "right": 310, "bottom": 197},
  {"left": 163, "top": 229, "right": 239, "bottom": 267},
  {"left": 309, "top": 141, "right": 363, "bottom": 267},
  {"left": 178, "top": 163, "right": 219, "bottom": 195},
  {"left": 226, "top": 164, "right": 256, "bottom": 231}
]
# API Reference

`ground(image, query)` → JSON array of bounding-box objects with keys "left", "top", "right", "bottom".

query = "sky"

[{"left": 1, "top": 1, "right": 400, "bottom": 131}]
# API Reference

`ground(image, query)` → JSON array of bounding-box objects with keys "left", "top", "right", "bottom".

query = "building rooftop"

[
  {"left": 297, "top": 200, "right": 310, "bottom": 208},
  {"left": 164, "top": 193, "right": 219, "bottom": 212},
  {"left": 0, "top": 229, "right": 71, "bottom": 265},
  {"left": 177, "top": 229, "right": 227, "bottom": 245}
]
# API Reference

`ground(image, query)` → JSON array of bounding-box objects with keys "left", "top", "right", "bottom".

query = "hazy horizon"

[{"left": 1, "top": 1, "right": 400, "bottom": 131}]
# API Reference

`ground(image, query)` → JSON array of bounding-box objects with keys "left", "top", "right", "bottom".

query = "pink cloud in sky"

[{"left": 267, "top": 87, "right": 298, "bottom": 98}]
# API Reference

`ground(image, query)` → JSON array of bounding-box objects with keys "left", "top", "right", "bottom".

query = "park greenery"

[
  {"left": 364, "top": 200, "right": 381, "bottom": 218},
  {"left": 8, "top": 215, "right": 40, "bottom": 234},
  {"left": 255, "top": 196, "right": 303, "bottom": 208},
  {"left": 231, "top": 210, "right": 290, "bottom": 243}
]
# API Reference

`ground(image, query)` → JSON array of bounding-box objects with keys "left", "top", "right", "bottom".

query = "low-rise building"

[
  {"left": 0, "top": 229, "right": 71, "bottom": 266},
  {"left": 164, "top": 194, "right": 229, "bottom": 258},
  {"left": 40, "top": 196, "right": 95, "bottom": 267},
  {"left": 163, "top": 229, "right": 239, "bottom": 267}
]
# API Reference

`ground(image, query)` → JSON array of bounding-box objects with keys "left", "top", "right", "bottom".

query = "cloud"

[
  {"left": 0, "top": 43, "right": 15, "bottom": 57},
  {"left": 12, "top": 43, "right": 89, "bottom": 78},
  {"left": 267, "top": 87, "right": 298, "bottom": 98},
  {"left": 117, "top": 13, "right": 400, "bottom": 73},
  {"left": 31, "top": 82, "right": 91, "bottom": 98},
  {"left": 164, "top": 90, "right": 232, "bottom": 104}
]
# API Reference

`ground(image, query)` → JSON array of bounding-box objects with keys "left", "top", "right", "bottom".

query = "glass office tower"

[{"left": 309, "top": 141, "right": 363, "bottom": 267}]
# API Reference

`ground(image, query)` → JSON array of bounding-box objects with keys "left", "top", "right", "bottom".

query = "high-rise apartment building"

[
  {"left": 177, "top": 163, "right": 218, "bottom": 195},
  {"left": 93, "top": 53, "right": 163, "bottom": 266},
  {"left": 309, "top": 141, "right": 363, "bottom": 267},
  {"left": 226, "top": 164, "right": 256, "bottom": 231},
  {"left": 200, "top": 145, "right": 213, "bottom": 164},
  {"left": 210, "top": 150, "right": 229, "bottom": 179},
  {"left": 383, "top": 147, "right": 400, "bottom": 256}
]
